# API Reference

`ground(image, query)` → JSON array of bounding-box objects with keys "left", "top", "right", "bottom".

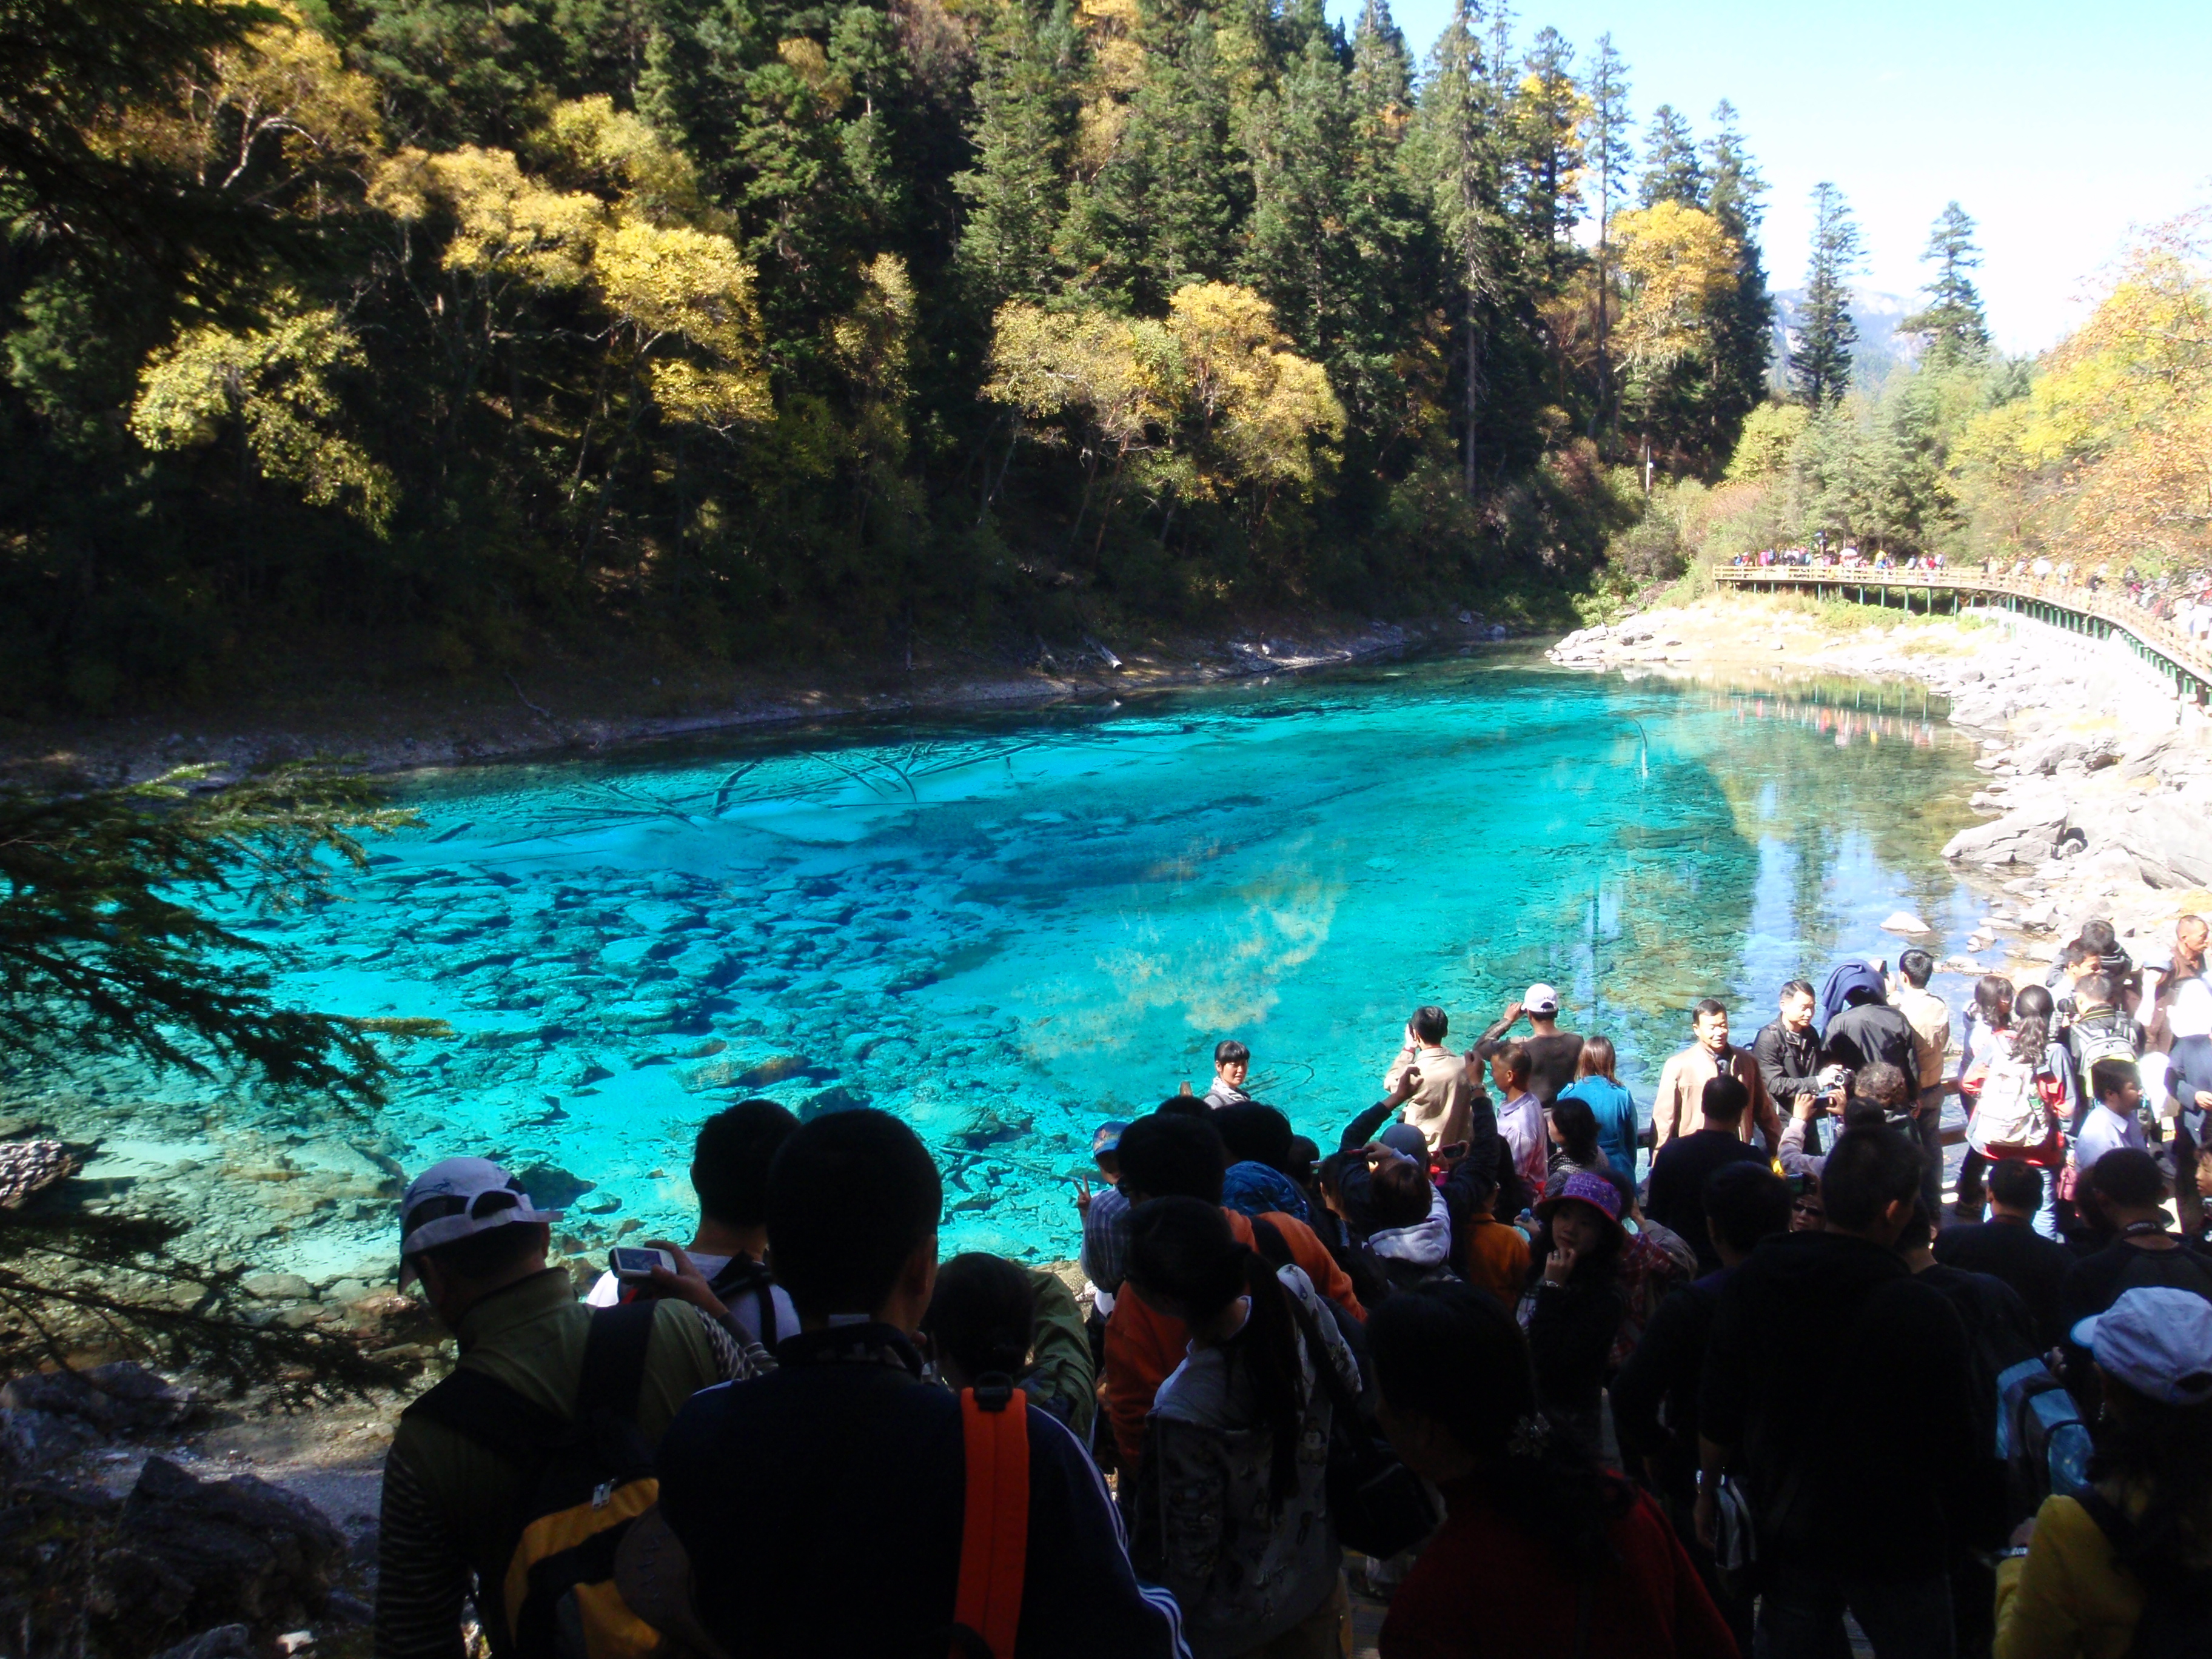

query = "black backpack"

[
  {"left": 2072, "top": 1489, "right": 2212, "bottom": 1659},
  {"left": 705, "top": 1255, "right": 781, "bottom": 1346},
  {"left": 401, "top": 1299, "right": 664, "bottom": 1659}
]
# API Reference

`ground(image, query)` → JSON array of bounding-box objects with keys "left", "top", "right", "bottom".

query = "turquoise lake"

[{"left": 53, "top": 654, "right": 1989, "bottom": 1275}]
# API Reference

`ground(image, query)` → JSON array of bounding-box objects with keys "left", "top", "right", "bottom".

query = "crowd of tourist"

[{"left": 372, "top": 916, "right": 2212, "bottom": 1659}]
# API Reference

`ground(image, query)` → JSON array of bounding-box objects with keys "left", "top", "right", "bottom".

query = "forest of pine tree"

[{"left": 0, "top": 0, "right": 1780, "bottom": 711}]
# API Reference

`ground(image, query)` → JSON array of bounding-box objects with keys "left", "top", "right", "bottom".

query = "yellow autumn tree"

[
  {"left": 96, "top": 1, "right": 381, "bottom": 210},
  {"left": 1610, "top": 201, "right": 1739, "bottom": 374},
  {"left": 130, "top": 297, "right": 395, "bottom": 531},
  {"left": 594, "top": 219, "right": 773, "bottom": 431},
  {"left": 1166, "top": 281, "right": 1346, "bottom": 495},
  {"left": 1955, "top": 210, "right": 2212, "bottom": 568}
]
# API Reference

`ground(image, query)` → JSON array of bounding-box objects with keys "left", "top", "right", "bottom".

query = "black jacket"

[
  {"left": 1753, "top": 1019, "right": 1823, "bottom": 1106},
  {"left": 1701, "top": 1233, "right": 1980, "bottom": 1577},
  {"left": 1823, "top": 1001, "right": 1919, "bottom": 1076}
]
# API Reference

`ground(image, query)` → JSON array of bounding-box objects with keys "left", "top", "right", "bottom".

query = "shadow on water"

[{"left": 10, "top": 654, "right": 1989, "bottom": 1271}]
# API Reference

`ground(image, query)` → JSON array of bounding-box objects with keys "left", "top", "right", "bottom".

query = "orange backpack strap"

[{"left": 951, "top": 1379, "right": 1030, "bottom": 1659}]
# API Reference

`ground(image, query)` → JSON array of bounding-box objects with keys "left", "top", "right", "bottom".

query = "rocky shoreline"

[
  {"left": 1549, "top": 595, "right": 2212, "bottom": 974},
  {"left": 1, "top": 611, "right": 1516, "bottom": 789}
]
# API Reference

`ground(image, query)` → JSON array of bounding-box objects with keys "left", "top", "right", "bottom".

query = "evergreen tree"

[
  {"left": 1509, "top": 26, "right": 1581, "bottom": 280},
  {"left": 1700, "top": 98, "right": 1772, "bottom": 459},
  {"left": 1580, "top": 32, "right": 1632, "bottom": 441},
  {"left": 954, "top": 0, "right": 1078, "bottom": 307},
  {"left": 1349, "top": 0, "right": 1413, "bottom": 113},
  {"left": 1637, "top": 104, "right": 1701, "bottom": 208},
  {"left": 1339, "top": 0, "right": 1437, "bottom": 458},
  {"left": 1411, "top": 0, "right": 1509, "bottom": 498},
  {"left": 1900, "top": 201, "right": 1989, "bottom": 361},
  {"left": 1791, "top": 181, "right": 1860, "bottom": 406}
]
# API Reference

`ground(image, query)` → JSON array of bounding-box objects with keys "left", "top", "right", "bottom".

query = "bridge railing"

[{"left": 1710, "top": 565, "right": 2212, "bottom": 699}]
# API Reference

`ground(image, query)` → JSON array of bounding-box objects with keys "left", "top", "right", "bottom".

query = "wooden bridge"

[{"left": 1712, "top": 565, "right": 2212, "bottom": 705}]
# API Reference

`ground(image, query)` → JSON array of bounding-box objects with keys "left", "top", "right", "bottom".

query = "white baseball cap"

[
  {"left": 1524, "top": 984, "right": 1561, "bottom": 1015},
  {"left": 397, "top": 1157, "right": 564, "bottom": 1287},
  {"left": 2071, "top": 1287, "right": 2212, "bottom": 1407}
]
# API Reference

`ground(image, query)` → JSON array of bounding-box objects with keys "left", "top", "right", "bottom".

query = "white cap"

[
  {"left": 397, "top": 1157, "right": 563, "bottom": 1287},
  {"left": 2071, "top": 1287, "right": 2212, "bottom": 1406},
  {"left": 1524, "top": 984, "right": 1561, "bottom": 1016}
]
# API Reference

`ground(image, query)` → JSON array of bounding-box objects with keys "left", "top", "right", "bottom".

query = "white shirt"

[
  {"left": 587, "top": 1255, "right": 799, "bottom": 1347},
  {"left": 2158, "top": 973, "right": 2212, "bottom": 1042},
  {"left": 1498, "top": 1092, "right": 1547, "bottom": 1190},
  {"left": 2075, "top": 1102, "right": 2147, "bottom": 1171}
]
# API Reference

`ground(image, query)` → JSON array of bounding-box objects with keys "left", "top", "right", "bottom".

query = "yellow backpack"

[{"left": 404, "top": 1300, "right": 664, "bottom": 1659}]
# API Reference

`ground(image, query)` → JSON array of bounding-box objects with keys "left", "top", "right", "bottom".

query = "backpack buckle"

[
  {"left": 971, "top": 1373, "right": 1015, "bottom": 1412},
  {"left": 592, "top": 1479, "right": 617, "bottom": 1509}
]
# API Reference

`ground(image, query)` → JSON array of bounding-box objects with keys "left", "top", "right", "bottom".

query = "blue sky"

[{"left": 1332, "top": 0, "right": 2212, "bottom": 352}]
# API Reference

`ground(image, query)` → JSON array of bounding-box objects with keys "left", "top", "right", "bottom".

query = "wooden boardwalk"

[{"left": 1711, "top": 566, "right": 2212, "bottom": 705}]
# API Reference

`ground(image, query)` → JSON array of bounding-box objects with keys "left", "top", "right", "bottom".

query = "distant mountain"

[{"left": 1769, "top": 286, "right": 1925, "bottom": 395}]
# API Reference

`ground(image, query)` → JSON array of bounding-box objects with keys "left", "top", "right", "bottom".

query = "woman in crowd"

[
  {"left": 1962, "top": 982, "right": 2069, "bottom": 1238},
  {"left": 1996, "top": 1287, "right": 2212, "bottom": 1658},
  {"left": 1558, "top": 1036, "right": 1641, "bottom": 1179},
  {"left": 1124, "top": 1196, "right": 1361, "bottom": 1659},
  {"left": 1545, "top": 1093, "right": 1611, "bottom": 1188},
  {"left": 1956, "top": 973, "right": 2018, "bottom": 1221},
  {"left": 1517, "top": 1170, "right": 1629, "bottom": 1455},
  {"left": 1369, "top": 1279, "right": 1737, "bottom": 1658}
]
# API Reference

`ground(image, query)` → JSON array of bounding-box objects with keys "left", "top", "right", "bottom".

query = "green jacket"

[
  {"left": 374, "top": 1270, "right": 751, "bottom": 1659},
  {"left": 1024, "top": 1267, "right": 1096, "bottom": 1440}
]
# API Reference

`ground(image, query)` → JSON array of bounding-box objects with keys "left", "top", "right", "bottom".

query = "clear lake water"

[{"left": 32, "top": 652, "right": 1993, "bottom": 1279}]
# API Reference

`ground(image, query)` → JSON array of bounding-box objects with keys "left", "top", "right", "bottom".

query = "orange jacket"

[{"left": 1104, "top": 1207, "right": 1365, "bottom": 1464}]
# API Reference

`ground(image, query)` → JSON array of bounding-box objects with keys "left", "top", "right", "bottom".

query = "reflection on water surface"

[{"left": 21, "top": 654, "right": 1989, "bottom": 1270}]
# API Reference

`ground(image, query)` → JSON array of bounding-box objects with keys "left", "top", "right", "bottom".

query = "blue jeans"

[
  {"left": 1915, "top": 1088, "right": 1945, "bottom": 1221},
  {"left": 1756, "top": 1563, "right": 1954, "bottom": 1659}
]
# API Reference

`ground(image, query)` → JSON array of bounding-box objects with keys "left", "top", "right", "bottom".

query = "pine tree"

[
  {"left": 954, "top": 0, "right": 1078, "bottom": 308},
  {"left": 1791, "top": 180, "right": 1861, "bottom": 406},
  {"left": 1580, "top": 32, "right": 1631, "bottom": 441},
  {"left": 1701, "top": 99, "right": 1772, "bottom": 455},
  {"left": 1244, "top": 35, "right": 1358, "bottom": 360},
  {"left": 1411, "top": 0, "right": 1507, "bottom": 498},
  {"left": 1509, "top": 26, "right": 1582, "bottom": 281},
  {"left": 1637, "top": 104, "right": 1701, "bottom": 208},
  {"left": 1338, "top": 0, "right": 1437, "bottom": 455},
  {"left": 1900, "top": 201, "right": 1989, "bottom": 362}
]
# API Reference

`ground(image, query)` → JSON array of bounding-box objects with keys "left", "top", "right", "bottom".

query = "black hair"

[
  {"left": 1495, "top": 1041, "right": 1532, "bottom": 1087},
  {"left": 1548, "top": 1095, "right": 1601, "bottom": 1167},
  {"left": 2091, "top": 1057, "right": 2140, "bottom": 1102},
  {"left": 922, "top": 1253, "right": 1035, "bottom": 1381},
  {"left": 1116, "top": 1113, "right": 1227, "bottom": 1204},
  {"left": 692, "top": 1099, "right": 800, "bottom": 1229},
  {"left": 1700, "top": 1073, "right": 1749, "bottom": 1123},
  {"left": 2088, "top": 1147, "right": 2167, "bottom": 1210},
  {"left": 1989, "top": 1158, "right": 2045, "bottom": 1212},
  {"left": 1410, "top": 1005, "right": 1450, "bottom": 1045},
  {"left": 2062, "top": 939, "right": 2099, "bottom": 969},
  {"left": 2085, "top": 1373, "right": 2212, "bottom": 1586},
  {"left": 1155, "top": 1094, "right": 1212, "bottom": 1121},
  {"left": 1692, "top": 997, "right": 1729, "bottom": 1024},
  {"left": 1215, "top": 1039, "right": 1250, "bottom": 1068},
  {"left": 2077, "top": 973, "right": 2114, "bottom": 1005},
  {"left": 1974, "top": 974, "right": 2015, "bottom": 1027},
  {"left": 1285, "top": 1136, "right": 1320, "bottom": 1187},
  {"left": 1780, "top": 979, "right": 1815, "bottom": 1002},
  {"left": 1857, "top": 1061, "right": 1910, "bottom": 1108},
  {"left": 765, "top": 1108, "right": 942, "bottom": 1319},
  {"left": 2080, "top": 918, "right": 2118, "bottom": 954},
  {"left": 1214, "top": 1102, "right": 1296, "bottom": 1174},
  {"left": 1124, "top": 1197, "right": 1307, "bottom": 1506},
  {"left": 1369, "top": 1156, "right": 1433, "bottom": 1230},
  {"left": 1367, "top": 1282, "right": 1632, "bottom": 1569},
  {"left": 1843, "top": 983, "right": 1882, "bottom": 1008},
  {"left": 1897, "top": 950, "right": 1934, "bottom": 988},
  {"left": 1818, "top": 1127, "right": 1923, "bottom": 1232},
  {"left": 2012, "top": 983, "right": 2054, "bottom": 1064},
  {"left": 1703, "top": 1163, "right": 1792, "bottom": 1256}
]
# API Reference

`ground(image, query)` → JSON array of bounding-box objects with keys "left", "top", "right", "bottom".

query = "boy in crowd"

[
  {"left": 2074, "top": 1058, "right": 2147, "bottom": 1173},
  {"left": 1076, "top": 1119, "right": 1133, "bottom": 1315},
  {"left": 588, "top": 1099, "right": 798, "bottom": 1346},
  {"left": 1382, "top": 1005, "right": 1475, "bottom": 1153},
  {"left": 1488, "top": 1041, "right": 1547, "bottom": 1196},
  {"left": 636, "top": 1110, "right": 1188, "bottom": 1658},
  {"left": 1203, "top": 1039, "right": 1256, "bottom": 1109}
]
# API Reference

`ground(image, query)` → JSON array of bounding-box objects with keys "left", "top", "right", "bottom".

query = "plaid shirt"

[{"left": 1082, "top": 1182, "right": 1133, "bottom": 1292}]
